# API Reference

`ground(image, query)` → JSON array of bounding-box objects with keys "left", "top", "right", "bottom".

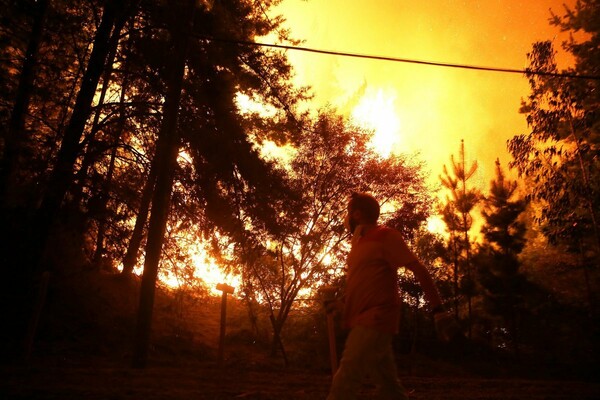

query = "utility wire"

[{"left": 198, "top": 35, "right": 600, "bottom": 81}]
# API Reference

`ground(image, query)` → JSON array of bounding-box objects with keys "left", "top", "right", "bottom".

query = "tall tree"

[
  {"left": 0, "top": 0, "right": 49, "bottom": 208},
  {"left": 0, "top": 0, "right": 125, "bottom": 357},
  {"left": 0, "top": 0, "right": 98, "bottom": 214},
  {"left": 0, "top": 0, "right": 306, "bottom": 362},
  {"left": 131, "top": 0, "right": 194, "bottom": 369},
  {"left": 474, "top": 159, "right": 527, "bottom": 356},
  {"left": 508, "top": 0, "right": 599, "bottom": 311},
  {"left": 128, "top": 0, "right": 307, "bottom": 366},
  {"left": 439, "top": 139, "right": 481, "bottom": 336},
  {"left": 30, "top": 0, "right": 134, "bottom": 273},
  {"left": 215, "top": 111, "right": 434, "bottom": 360}
]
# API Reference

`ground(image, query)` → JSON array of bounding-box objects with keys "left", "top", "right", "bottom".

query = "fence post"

[{"left": 216, "top": 283, "right": 235, "bottom": 366}]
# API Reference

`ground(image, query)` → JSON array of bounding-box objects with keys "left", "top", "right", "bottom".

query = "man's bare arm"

[{"left": 404, "top": 260, "right": 443, "bottom": 310}]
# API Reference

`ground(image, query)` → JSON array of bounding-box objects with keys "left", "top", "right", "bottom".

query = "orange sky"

[{"left": 272, "top": 0, "right": 577, "bottom": 192}]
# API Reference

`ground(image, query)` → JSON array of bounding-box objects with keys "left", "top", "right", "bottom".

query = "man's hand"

[{"left": 433, "top": 311, "right": 462, "bottom": 342}]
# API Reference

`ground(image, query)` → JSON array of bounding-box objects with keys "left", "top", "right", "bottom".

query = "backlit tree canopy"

[
  {"left": 209, "top": 110, "right": 434, "bottom": 360},
  {"left": 508, "top": 0, "right": 599, "bottom": 256}
]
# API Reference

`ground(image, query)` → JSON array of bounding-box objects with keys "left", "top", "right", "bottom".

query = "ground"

[
  {"left": 2, "top": 362, "right": 599, "bottom": 399},
  {"left": 2, "top": 272, "right": 598, "bottom": 399}
]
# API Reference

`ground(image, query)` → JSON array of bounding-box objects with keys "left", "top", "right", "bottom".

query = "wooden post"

[
  {"left": 318, "top": 286, "right": 338, "bottom": 376},
  {"left": 216, "top": 283, "right": 235, "bottom": 366}
]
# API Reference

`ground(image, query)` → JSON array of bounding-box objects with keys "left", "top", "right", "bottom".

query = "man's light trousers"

[{"left": 327, "top": 325, "right": 409, "bottom": 400}]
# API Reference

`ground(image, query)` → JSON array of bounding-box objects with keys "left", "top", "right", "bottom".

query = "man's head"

[{"left": 345, "top": 192, "right": 380, "bottom": 233}]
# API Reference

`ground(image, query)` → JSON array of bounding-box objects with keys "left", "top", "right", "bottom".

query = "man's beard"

[{"left": 344, "top": 214, "right": 358, "bottom": 234}]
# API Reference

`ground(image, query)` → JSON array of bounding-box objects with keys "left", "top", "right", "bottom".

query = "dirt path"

[{"left": 2, "top": 364, "right": 598, "bottom": 399}]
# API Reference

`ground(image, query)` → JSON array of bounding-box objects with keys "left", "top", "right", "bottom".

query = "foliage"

[
  {"left": 508, "top": 0, "right": 599, "bottom": 259},
  {"left": 211, "top": 110, "right": 435, "bottom": 359},
  {"left": 0, "top": 0, "right": 309, "bottom": 365},
  {"left": 507, "top": 0, "right": 599, "bottom": 311},
  {"left": 473, "top": 159, "right": 528, "bottom": 355},
  {"left": 438, "top": 139, "right": 481, "bottom": 332},
  {"left": 0, "top": 0, "right": 100, "bottom": 207},
  {"left": 479, "top": 160, "right": 527, "bottom": 254},
  {"left": 1, "top": 0, "right": 598, "bottom": 373},
  {"left": 0, "top": 0, "right": 306, "bottom": 271}
]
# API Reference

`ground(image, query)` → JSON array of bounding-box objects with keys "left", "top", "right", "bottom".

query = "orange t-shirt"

[{"left": 343, "top": 225, "right": 418, "bottom": 334}]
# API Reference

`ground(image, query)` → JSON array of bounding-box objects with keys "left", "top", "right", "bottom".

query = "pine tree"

[
  {"left": 508, "top": 0, "right": 599, "bottom": 310},
  {"left": 475, "top": 159, "right": 527, "bottom": 356},
  {"left": 439, "top": 139, "right": 481, "bottom": 337}
]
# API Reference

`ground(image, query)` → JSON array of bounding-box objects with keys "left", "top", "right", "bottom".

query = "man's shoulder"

[
  {"left": 363, "top": 225, "right": 398, "bottom": 241},
  {"left": 377, "top": 225, "right": 400, "bottom": 235}
]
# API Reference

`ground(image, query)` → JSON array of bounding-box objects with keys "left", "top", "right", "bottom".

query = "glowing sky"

[{"left": 272, "top": 0, "right": 577, "bottom": 191}]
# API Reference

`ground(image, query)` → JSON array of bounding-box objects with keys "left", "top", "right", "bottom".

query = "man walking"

[{"left": 327, "top": 192, "right": 456, "bottom": 400}]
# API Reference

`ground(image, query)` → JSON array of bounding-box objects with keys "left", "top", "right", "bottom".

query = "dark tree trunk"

[
  {"left": 91, "top": 128, "right": 118, "bottom": 267},
  {"left": 131, "top": 0, "right": 194, "bottom": 368},
  {"left": 121, "top": 163, "right": 156, "bottom": 275},
  {"left": 92, "top": 41, "right": 132, "bottom": 267},
  {"left": 29, "top": 0, "right": 126, "bottom": 272},
  {"left": 451, "top": 234, "right": 460, "bottom": 319},
  {"left": 269, "top": 314, "right": 288, "bottom": 366},
  {"left": 69, "top": 26, "right": 123, "bottom": 209},
  {"left": 0, "top": 0, "right": 49, "bottom": 208}
]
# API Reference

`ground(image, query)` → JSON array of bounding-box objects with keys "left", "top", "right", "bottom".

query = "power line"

[{"left": 198, "top": 36, "right": 600, "bottom": 81}]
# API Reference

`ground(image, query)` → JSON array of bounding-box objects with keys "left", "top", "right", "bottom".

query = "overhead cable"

[{"left": 198, "top": 35, "right": 600, "bottom": 81}]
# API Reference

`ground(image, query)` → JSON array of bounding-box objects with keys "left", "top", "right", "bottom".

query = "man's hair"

[{"left": 349, "top": 192, "right": 380, "bottom": 223}]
